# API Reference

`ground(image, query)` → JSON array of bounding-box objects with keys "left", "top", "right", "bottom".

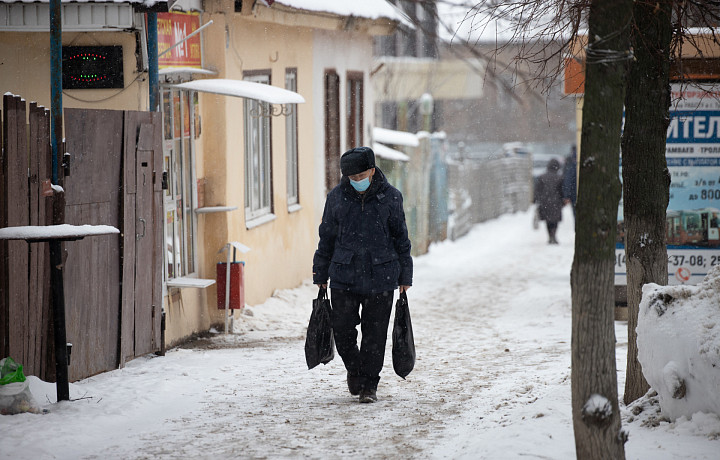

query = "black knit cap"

[{"left": 340, "top": 147, "right": 376, "bottom": 176}]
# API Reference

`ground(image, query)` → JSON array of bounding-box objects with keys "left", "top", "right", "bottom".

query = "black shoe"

[
  {"left": 347, "top": 372, "right": 362, "bottom": 396},
  {"left": 359, "top": 388, "right": 377, "bottom": 403}
]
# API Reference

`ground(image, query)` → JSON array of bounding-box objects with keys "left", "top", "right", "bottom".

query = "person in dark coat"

[
  {"left": 535, "top": 158, "right": 564, "bottom": 244},
  {"left": 562, "top": 145, "right": 578, "bottom": 222},
  {"left": 313, "top": 146, "right": 413, "bottom": 403}
]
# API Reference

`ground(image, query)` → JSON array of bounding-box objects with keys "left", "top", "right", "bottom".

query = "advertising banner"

[
  {"left": 157, "top": 12, "right": 202, "bottom": 69},
  {"left": 616, "top": 83, "right": 720, "bottom": 285}
]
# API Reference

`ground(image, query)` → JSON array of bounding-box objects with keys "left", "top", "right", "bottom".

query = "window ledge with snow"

[
  {"left": 166, "top": 277, "right": 215, "bottom": 289},
  {"left": 195, "top": 206, "right": 238, "bottom": 214},
  {"left": 246, "top": 213, "right": 276, "bottom": 230}
]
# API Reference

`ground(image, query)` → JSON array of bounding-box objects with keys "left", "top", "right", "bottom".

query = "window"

[
  {"left": 244, "top": 72, "right": 273, "bottom": 221},
  {"left": 285, "top": 68, "right": 299, "bottom": 208},
  {"left": 347, "top": 72, "right": 364, "bottom": 149},
  {"left": 161, "top": 88, "right": 197, "bottom": 279}
]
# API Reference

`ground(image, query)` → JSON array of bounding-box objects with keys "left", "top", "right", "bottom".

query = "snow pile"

[
  {"left": 637, "top": 266, "right": 720, "bottom": 420},
  {"left": 230, "top": 280, "right": 315, "bottom": 338}
]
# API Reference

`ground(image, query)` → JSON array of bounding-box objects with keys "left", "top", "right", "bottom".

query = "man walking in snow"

[
  {"left": 534, "top": 158, "right": 565, "bottom": 244},
  {"left": 313, "top": 146, "right": 413, "bottom": 403}
]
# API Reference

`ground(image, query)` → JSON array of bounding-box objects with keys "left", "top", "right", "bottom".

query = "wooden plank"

[
  {"left": 27, "top": 102, "right": 40, "bottom": 375},
  {"left": 120, "top": 195, "right": 136, "bottom": 363},
  {"left": 120, "top": 111, "right": 137, "bottom": 363},
  {"left": 151, "top": 113, "right": 163, "bottom": 350},
  {"left": 0, "top": 103, "right": 6, "bottom": 359},
  {"left": 134, "top": 144, "right": 155, "bottom": 356},
  {"left": 101, "top": 199, "right": 120, "bottom": 369},
  {"left": 38, "top": 107, "right": 53, "bottom": 381},
  {"left": 5, "top": 95, "right": 29, "bottom": 366},
  {"left": 64, "top": 108, "right": 122, "bottom": 381}
]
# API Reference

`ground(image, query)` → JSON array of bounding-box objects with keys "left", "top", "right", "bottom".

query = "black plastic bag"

[
  {"left": 305, "top": 287, "right": 335, "bottom": 369},
  {"left": 392, "top": 292, "right": 415, "bottom": 379}
]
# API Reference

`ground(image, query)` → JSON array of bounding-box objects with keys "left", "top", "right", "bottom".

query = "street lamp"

[{"left": 419, "top": 93, "right": 434, "bottom": 132}]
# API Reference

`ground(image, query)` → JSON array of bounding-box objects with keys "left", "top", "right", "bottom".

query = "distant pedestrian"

[
  {"left": 562, "top": 145, "right": 578, "bottom": 222},
  {"left": 535, "top": 158, "right": 564, "bottom": 244},
  {"left": 313, "top": 146, "right": 413, "bottom": 403}
]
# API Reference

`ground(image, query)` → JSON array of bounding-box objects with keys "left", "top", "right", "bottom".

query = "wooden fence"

[
  {"left": 447, "top": 155, "right": 533, "bottom": 241},
  {"left": 0, "top": 96, "right": 55, "bottom": 380},
  {"left": 1, "top": 96, "right": 162, "bottom": 382}
]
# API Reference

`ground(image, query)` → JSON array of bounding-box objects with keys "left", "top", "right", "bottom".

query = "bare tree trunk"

[
  {"left": 621, "top": 0, "right": 673, "bottom": 405},
  {"left": 572, "top": 0, "right": 632, "bottom": 457}
]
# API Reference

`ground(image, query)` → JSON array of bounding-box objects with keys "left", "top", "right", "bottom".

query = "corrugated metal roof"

[
  {"left": 0, "top": 0, "right": 166, "bottom": 6},
  {"left": 0, "top": 2, "right": 137, "bottom": 30}
]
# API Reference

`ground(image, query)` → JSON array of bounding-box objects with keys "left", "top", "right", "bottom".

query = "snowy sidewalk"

[{"left": 2, "top": 207, "right": 719, "bottom": 459}]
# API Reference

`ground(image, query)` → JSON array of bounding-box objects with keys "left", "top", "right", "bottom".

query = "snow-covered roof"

[
  {"left": 159, "top": 68, "right": 217, "bottom": 76},
  {"left": 372, "top": 127, "right": 419, "bottom": 147},
  {"left": 170, "top": 79, "right": 305, "bottom": 104},
  {"left": 275, "top": 0, "right": 407, "bottom": 24},
  {"left": 0, "top": 224, "right": 119, "bottom": 241},
  {"left": 373, "top": 142, "right": 410, "bottom": 162}
]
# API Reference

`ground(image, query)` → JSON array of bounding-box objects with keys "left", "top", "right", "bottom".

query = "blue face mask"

[{"left": 350, "top": 176, "right": 371, "bottom": 192}]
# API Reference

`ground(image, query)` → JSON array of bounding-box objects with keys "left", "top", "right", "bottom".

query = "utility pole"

[{"left": 49, "top": 0, "right": 69, "bottom": 402}]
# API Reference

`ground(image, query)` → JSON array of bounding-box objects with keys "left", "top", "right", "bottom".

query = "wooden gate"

[
  {"left": 119, "top": 111, "right": 163, "bottom": 362},
  {"left": 0, "top": 97, "right": 162, "bottom": 382}
]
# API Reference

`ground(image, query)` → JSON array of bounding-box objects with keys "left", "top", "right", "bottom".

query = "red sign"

[{"left": 157, "top": 12, "right": 202, "bottom": 69}]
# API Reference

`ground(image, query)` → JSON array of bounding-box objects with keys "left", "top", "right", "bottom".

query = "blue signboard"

[{"left": 616, "top": 83, "right": 720, "bottom": 285}]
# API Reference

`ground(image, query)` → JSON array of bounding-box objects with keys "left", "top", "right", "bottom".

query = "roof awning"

[
  {"left": 373, "top": 142, "right": 410, "bottom": 162},
  {"left": 170, "top": 79, "right": 305, "bottom": 104},
  {"left": 372, "top": 127, "right": 419, "bottom": 147},
  {"left": 160, "top": 68, "right": 218, "bottom": 76}
]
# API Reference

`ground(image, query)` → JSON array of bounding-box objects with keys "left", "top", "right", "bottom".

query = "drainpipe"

[
  {"left": 147, "top": 12, "right": 159, "bottom": 112},
  {"left": 49, "top": 0, "right": 70, "bottom": 402}
]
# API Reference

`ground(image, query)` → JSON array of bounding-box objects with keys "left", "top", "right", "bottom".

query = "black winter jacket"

[
  {"left": 535, "top": 170, "right": 564, "bottom": 223},
  {"left": 312, "top": 167, "right": 413, "bottom": 294}
]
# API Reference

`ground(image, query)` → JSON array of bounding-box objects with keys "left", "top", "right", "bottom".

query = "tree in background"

[
  {"left": 620, "top": 0, "right": 673, "bottom": 405},
  {"left": 621, "top": 0, "right": 720, "bottom": 404}
]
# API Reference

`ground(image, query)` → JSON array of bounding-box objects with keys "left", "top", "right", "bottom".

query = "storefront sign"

[
  {"left": 157, "top": 12, "right": 202, "bottom": 69},
  {"left": 616, "top": 83, "right": 720, "bottom": 285}
]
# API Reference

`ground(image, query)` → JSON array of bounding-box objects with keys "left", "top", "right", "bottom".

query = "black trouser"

[
  {"left": 546, "top": 221, "right": 558, "bottom": 240},
  {"left": 330, "top": 289, "right": 394, "bottom": 391}
]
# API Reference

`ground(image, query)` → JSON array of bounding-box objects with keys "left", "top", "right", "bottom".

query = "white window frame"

[
  {"left": 285, "top": 68, "right": 299, "bottom": 210},
  {"left": 244, "top": 73, "right": 274, "bottom": 222},
  {"left": 160, "top": 88, "right": 198, "bottom": 281}
]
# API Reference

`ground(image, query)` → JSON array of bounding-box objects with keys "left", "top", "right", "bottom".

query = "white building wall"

[{"left": 311, "top": 28, "right": 375, "bottom": 227}]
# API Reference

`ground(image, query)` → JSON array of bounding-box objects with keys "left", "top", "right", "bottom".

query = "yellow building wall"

[
  {"left": 197, "top": 11, "right": 318, "bottom": 318},
  {"left": 0, "top": 32, "right": 148, "bottom": 112}
]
